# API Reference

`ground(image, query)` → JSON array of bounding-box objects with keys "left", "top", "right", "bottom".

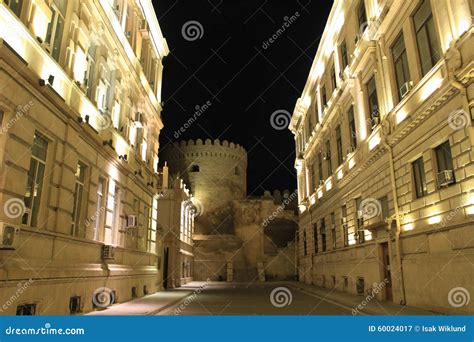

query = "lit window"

[
  {"left": 412, "top": 157, "right": 427, "bottom": 198},
  {"left": 22, "top": 132, "right": 48, "bottom": 227},
  {"left": 414, "top": 0, "right": 440, "bottom": 77},
  {"left": 342, "top": 205, "right": 349, "bottom": 247},
  {"left": 325, "top": 140, "right": 332, "bottom": 176},
  {"left": 330, "top": 63, "right": 337, "bottom": 92},
  {"left": 321, "top": 85, "right": 328, "bottom": 109},
  {"left": 148, "top": 196, "right": 158, "bottom": 252}
]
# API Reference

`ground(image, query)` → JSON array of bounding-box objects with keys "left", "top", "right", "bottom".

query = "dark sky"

[{"left": 153, "top": 0, "right": 332, "bottom": 196}]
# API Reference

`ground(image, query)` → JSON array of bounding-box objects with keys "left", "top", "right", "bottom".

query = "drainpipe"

[{"left": 384, "top": 142, "right": 407, "bottom": 305}]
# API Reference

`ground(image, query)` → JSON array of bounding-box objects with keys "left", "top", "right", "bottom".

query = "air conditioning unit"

[
  {"left": 134, "top": 112, "right": 144, "bottom": 128},
  {"left": 101, "top": 245, "right": 115, "bottom": 260},
  {"left": 0, "top": 223, "right": 20, "bottom": 250},
  {"left": 127, "top": 215, "right": 138, "bottom": 228},
  {"left": 437, "top": 170, "right": 455, "bottom": 187},
  {"left": 371, "top": 116, "right": 380, "bottom": 128},
  {"left": 399, "top": 81, "right": 413, "bottom": 99}
]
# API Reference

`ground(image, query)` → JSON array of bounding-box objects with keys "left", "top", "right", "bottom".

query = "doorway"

[
  {"left": 163, "top": 247, "right": 169, "bottom": 289},
  {"left": 380, "top": 242, "right": 393, "bottom": 301}
]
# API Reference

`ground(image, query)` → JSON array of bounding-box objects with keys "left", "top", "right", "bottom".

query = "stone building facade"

[
  {"left": 157, "top": 164, "right": 195, "bottom": 289},
  {"left": 290, "top": 0, "right": 474, "bottom": 314},
  {"left": 0, "top": 0, "right": 169, "bottom": 315},
  {"left": 161, "top": 139, "right": 298, "bottom": 283}
]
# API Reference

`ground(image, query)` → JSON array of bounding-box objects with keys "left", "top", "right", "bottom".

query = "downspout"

[{"left": 384, "top": 142, "right": 407, "bottom": 305}]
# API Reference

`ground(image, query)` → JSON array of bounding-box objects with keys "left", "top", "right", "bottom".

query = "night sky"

[{"left": 153, "top": 0, "right": 332, "bottom": 195}]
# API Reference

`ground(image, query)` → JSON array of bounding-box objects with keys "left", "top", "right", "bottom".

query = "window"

[
  {"left": 313, "top": 223, "right": 318, "bottom": 253},
  {"left": 320, "top": 218, "right": 327, "bottom": 252},
  {"left": 342, "top": 205, "right": 349, "bottom": 247},
  {"left": 331, "top": 212, "right": 336, "bottom": 249},
  {"left": 93, "top": 178, "right": 107, "bottom": 241},
  {"left": 6, "top": 0, "right": 23, "bottom": 17},
  {"left": 318, "top": 153, "right": 324, "bottom": 184},
  {"left": 325, "top": 140, "right": 332, "bottom": 176},
  {"left": 45, "top": 0, "right": 67, "bottom": 61},
  {"left": 367, "top": 76, "right": 380, "bottom": 130},
  {"left": 336, "top": 125, "right": 343, "bottom": 165},
  {"left": 16, "top": 304, "right": 36, "bottom": 315},
  {"left": 414, "top": 0, "right": 440, "bottom": 77},
  {"left": 148, "top": 196, "right": 158, "bottom": 252},
  {"left": 191, "top": 164, "right": 200, "bottom": 173},
  {"left": 358, "top": 0, "right": 368, "bottom": 30},
  {"left": 303, "top": 230, "right": 307, "bottom": 256},
  {"left": 112, "top": 185, "right": 121, "bottom": 245},
  {"left": 71, "top": 163, "right": 86, "bottom": 237},
  {"left": 340, "top": 41, "right": 349, "bottom": 70},
  {"left": 85, "top": 45, "right": 97, "bottom": 98},
  {"left": 321, "top": 85, "right": 327, "bottom": 109},
  {"left": 348, "top": 106, "right": 357, "bottom": 150},
  {"left": 435, "top": 141, "right": 455, "bottom": 187},
  {"left": 392, "top": 34, "right": 411, "bottom": 101},
  {"left": 412, "top": 157, "right": 427, "bottom": 198},
  {"left": 330, "top": 63, "right": 337, "bottom": 92},
  {"left": 69, "top": 296, "right": 82, "bottom": 314},
  {"left": 22, "top": 132, "right": 48, "bottom": 227},
  {"left": 356, "top": 198, "right": 365, "bottom": 243},
  {"left": 379, "top": 196, "right": 390, "bottom": 219}
]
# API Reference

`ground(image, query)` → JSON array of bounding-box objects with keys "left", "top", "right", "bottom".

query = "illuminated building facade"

[
  {"left": 290, "top": 0, "right": 473, "bottom": 313},
  {"left": 0, "top": 0, "right": 169, "bottom": 314},
  {"left": 157, "top": 164, "right": 195, "bottom": 289}
]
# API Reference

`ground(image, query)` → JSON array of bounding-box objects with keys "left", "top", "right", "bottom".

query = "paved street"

[
  {"left": 159, "top": 282, "right": 356, "bottom": 315},
  {"left": 88, "top": 281, "right": 434, "bottom": 316}
]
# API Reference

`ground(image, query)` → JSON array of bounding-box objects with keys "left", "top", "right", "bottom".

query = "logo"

[
  {"left": 270, "top": 287, "right": 293, "bottom": 308},
  {"left": 270, "top": 109, "right": 291, "bottom": 130},
  {"left": 182, "top": 21, "right": 204, "bottom": 41}
]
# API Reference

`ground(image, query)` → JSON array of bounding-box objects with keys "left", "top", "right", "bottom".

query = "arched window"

[{"left": 191, "top": 164, "right": 200, "bottom": 173}]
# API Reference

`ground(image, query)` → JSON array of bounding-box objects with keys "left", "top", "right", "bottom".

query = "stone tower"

[{"left": 161, "top": 139, "right": 247, "bottom": 235}]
